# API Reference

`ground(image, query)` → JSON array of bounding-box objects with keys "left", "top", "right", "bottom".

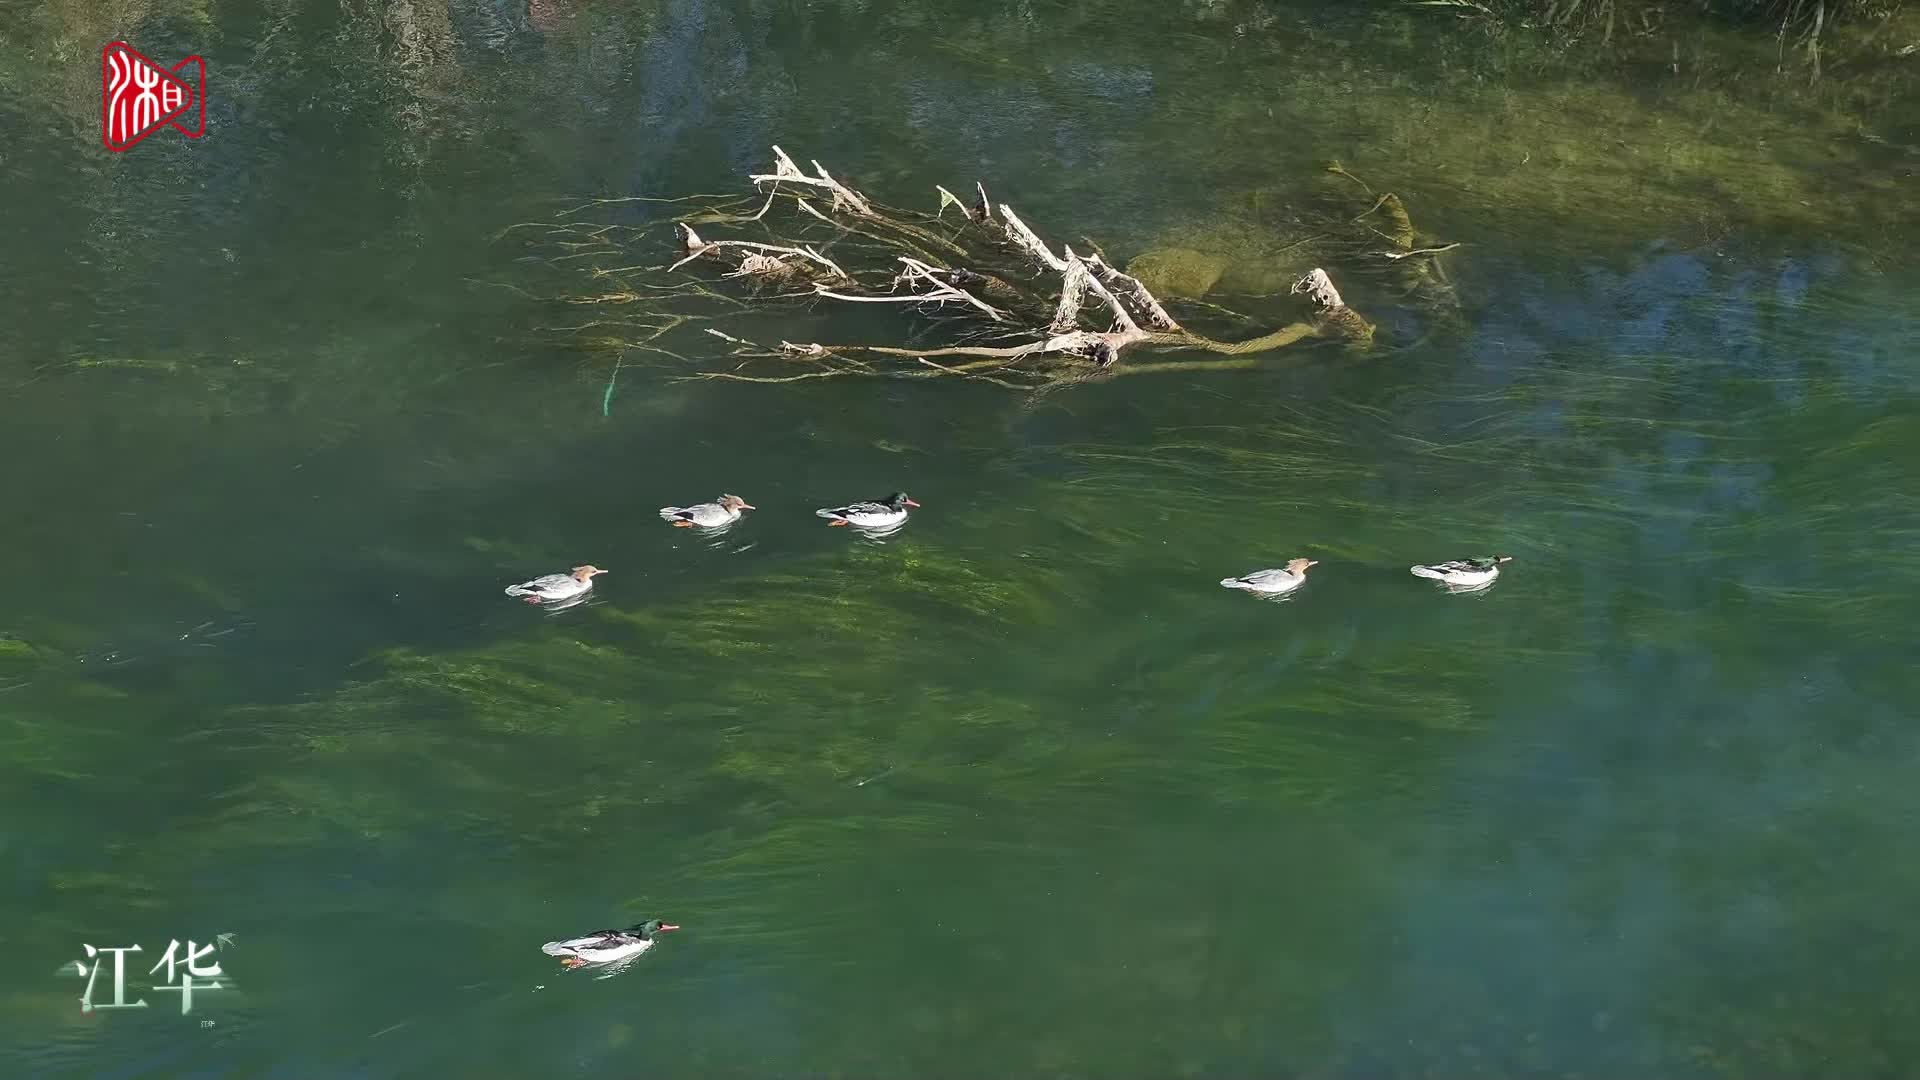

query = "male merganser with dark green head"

[
  {"left": 815, "top": 492, "right": 919, "bottom": 529},
  {"left": 1410, "top": 555, "right": 1513, "bottom": 590},
  {"left": 541, "top": 920, "right": 680, "bottom": 968}
]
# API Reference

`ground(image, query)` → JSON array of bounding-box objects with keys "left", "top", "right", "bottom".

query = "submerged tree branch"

[
  {"left": 526, "top": 147, "right": 1390, "bottom": 394},
  {"left": 1086, "top": 254, "right": 1180, "bottom": 331},
  {"left": 672, "top": 222, "right": 850, "bottom": 280},
  {"left": 748, "top": 145, "right": 876, "bottom": 217}
]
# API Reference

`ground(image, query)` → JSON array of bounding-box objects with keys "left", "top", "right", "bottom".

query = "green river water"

[{"left": 3, "top": 0, "right": 1919, "bottom": 1076}]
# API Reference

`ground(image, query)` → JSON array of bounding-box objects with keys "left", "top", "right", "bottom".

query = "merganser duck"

[
  {"left": 815, "top": 492, "right": 919, "bottom": 529},
  {"left": 1220, "top": 557, "right": 1318, "bottom": 595},
  {"left": 540, "top": 920, "right": 679, "bottom": 968},
  {"left": 503, "top": 565, "right": 606, "bottom": 604},
  {"left": 659, "top": 494, "right": 755, "bottom": 528},
  {"left": 1409, "top": 555, "right": 1512, "bottom": 590}
]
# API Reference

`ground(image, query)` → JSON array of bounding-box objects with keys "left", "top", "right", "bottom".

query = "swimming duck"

[
  {"left": 540, "top": 920, "right": 680, "bottom": 968},
  {"left": 659, "top": 494, "right": 755, "bottom": 528},
  {"left": 1220, "top": 557, "right": 1318, "bottom": 595},
  {"left": 815, "top": 491, "right": 919, "bottom": 529},
  {"left": 503, "top": 565, "right": 606, "bottom": 604},
  {"left": 1409, "top": 555, "right": 1512, "bottom": 589}
]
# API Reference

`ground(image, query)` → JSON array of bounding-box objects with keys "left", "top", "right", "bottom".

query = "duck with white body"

[{"left": 1220, "top": 557, "right": 1318, "bottom": 596}]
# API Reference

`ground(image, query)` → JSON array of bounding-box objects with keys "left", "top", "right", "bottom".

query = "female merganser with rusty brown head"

[
  {"left": 1220, "top": 557, "right": 1317, "bottom": 596},
  {"left": 503, "top": 565, "right": 606, "bottom": 604},
  {"left": 659, "top": 494, "right": 755, "bottom": 529}
]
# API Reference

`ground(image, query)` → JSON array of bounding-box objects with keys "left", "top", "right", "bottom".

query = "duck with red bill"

[
  {"left": 540, "top": 920, "right": 679, "bottom": 968},
  {"left": 814, "top": 491, "right": 920, "bottom": 529}
]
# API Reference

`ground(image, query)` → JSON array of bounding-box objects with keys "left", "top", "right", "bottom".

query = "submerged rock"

[{"left": 1124, "top": 247, "right": 1231, "bottom": 299}]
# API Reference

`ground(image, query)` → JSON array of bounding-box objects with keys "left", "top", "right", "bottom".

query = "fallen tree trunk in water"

[{"left": 530, "top": 147, "right": 1377, "bottom": 391}]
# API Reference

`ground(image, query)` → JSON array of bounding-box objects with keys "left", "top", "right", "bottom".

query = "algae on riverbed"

[{"left": 5, "top": 0, "right": 1920, "bottom": 1076}]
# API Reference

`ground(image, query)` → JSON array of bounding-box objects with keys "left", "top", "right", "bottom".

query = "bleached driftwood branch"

[
  {"left": 638, "top": 148, "right": 1376, "bottom": 389},
  {"left": 748, "top": 145, "right": 876, "bottom": 217},
  {"left": 672, "top": 222, "right": 849, "bottom": 281},
  {"left": 1072, "top": 249, "right": 1141, "bottom": 335},
  {"left": 998, "top": 205, "right": 1068, "bottom": 273},
  {"left": 813, "top": 257, "right": 1004, "bottom": 321},
  {"left": 892, "top": 257, "right": 1003, "bottom": 321},
  {"left": 1051, "top": 256, "right": 1092, "bottom": 334},
  {"left": 1377, "top": 242, "right": 1461, "bottom": 260},
  {"left": 1290, "top": 267, "right": 1347, "bottom": 310},
  {"left": 1086, "top": 254, "right": 1180, "bottom": 331}
]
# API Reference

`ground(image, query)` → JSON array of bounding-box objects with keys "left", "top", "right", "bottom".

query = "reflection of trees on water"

[{"left": 10, "top": 0, "right": 1912, "bottom": 267}]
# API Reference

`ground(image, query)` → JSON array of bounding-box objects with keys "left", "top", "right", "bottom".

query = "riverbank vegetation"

[
  {"left": 1498, "top": 0, "right": 1901, "bottom": 33},
  {"left": 1421, "top": 0, "right": 1915, "bottom": 83}
]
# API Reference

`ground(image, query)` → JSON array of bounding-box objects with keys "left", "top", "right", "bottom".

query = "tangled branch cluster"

[{"left": 507, "top": 147, "right": 1378, "bottom": 392}]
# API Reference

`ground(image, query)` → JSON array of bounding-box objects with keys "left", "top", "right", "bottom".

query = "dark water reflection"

[{"left": 4, "top": 0, "right": 1920, "bottom": 1076}]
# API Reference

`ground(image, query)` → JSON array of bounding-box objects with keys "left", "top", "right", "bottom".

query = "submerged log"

[
  {"left": 577, "top": 148, "right": 1385, "bottom": 390},
  {"left": 1292, "top": 269, "right": 1374, "bottom": 343}
]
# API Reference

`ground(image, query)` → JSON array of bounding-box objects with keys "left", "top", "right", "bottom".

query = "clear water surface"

[{"left": 3, "top": 0, "right": 1918, "bottom": 1076}]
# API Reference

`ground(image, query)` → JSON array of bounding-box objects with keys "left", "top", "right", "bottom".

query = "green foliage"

[{"left": 1498, "top": 0, "right": 1901, "bottom": 28}]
